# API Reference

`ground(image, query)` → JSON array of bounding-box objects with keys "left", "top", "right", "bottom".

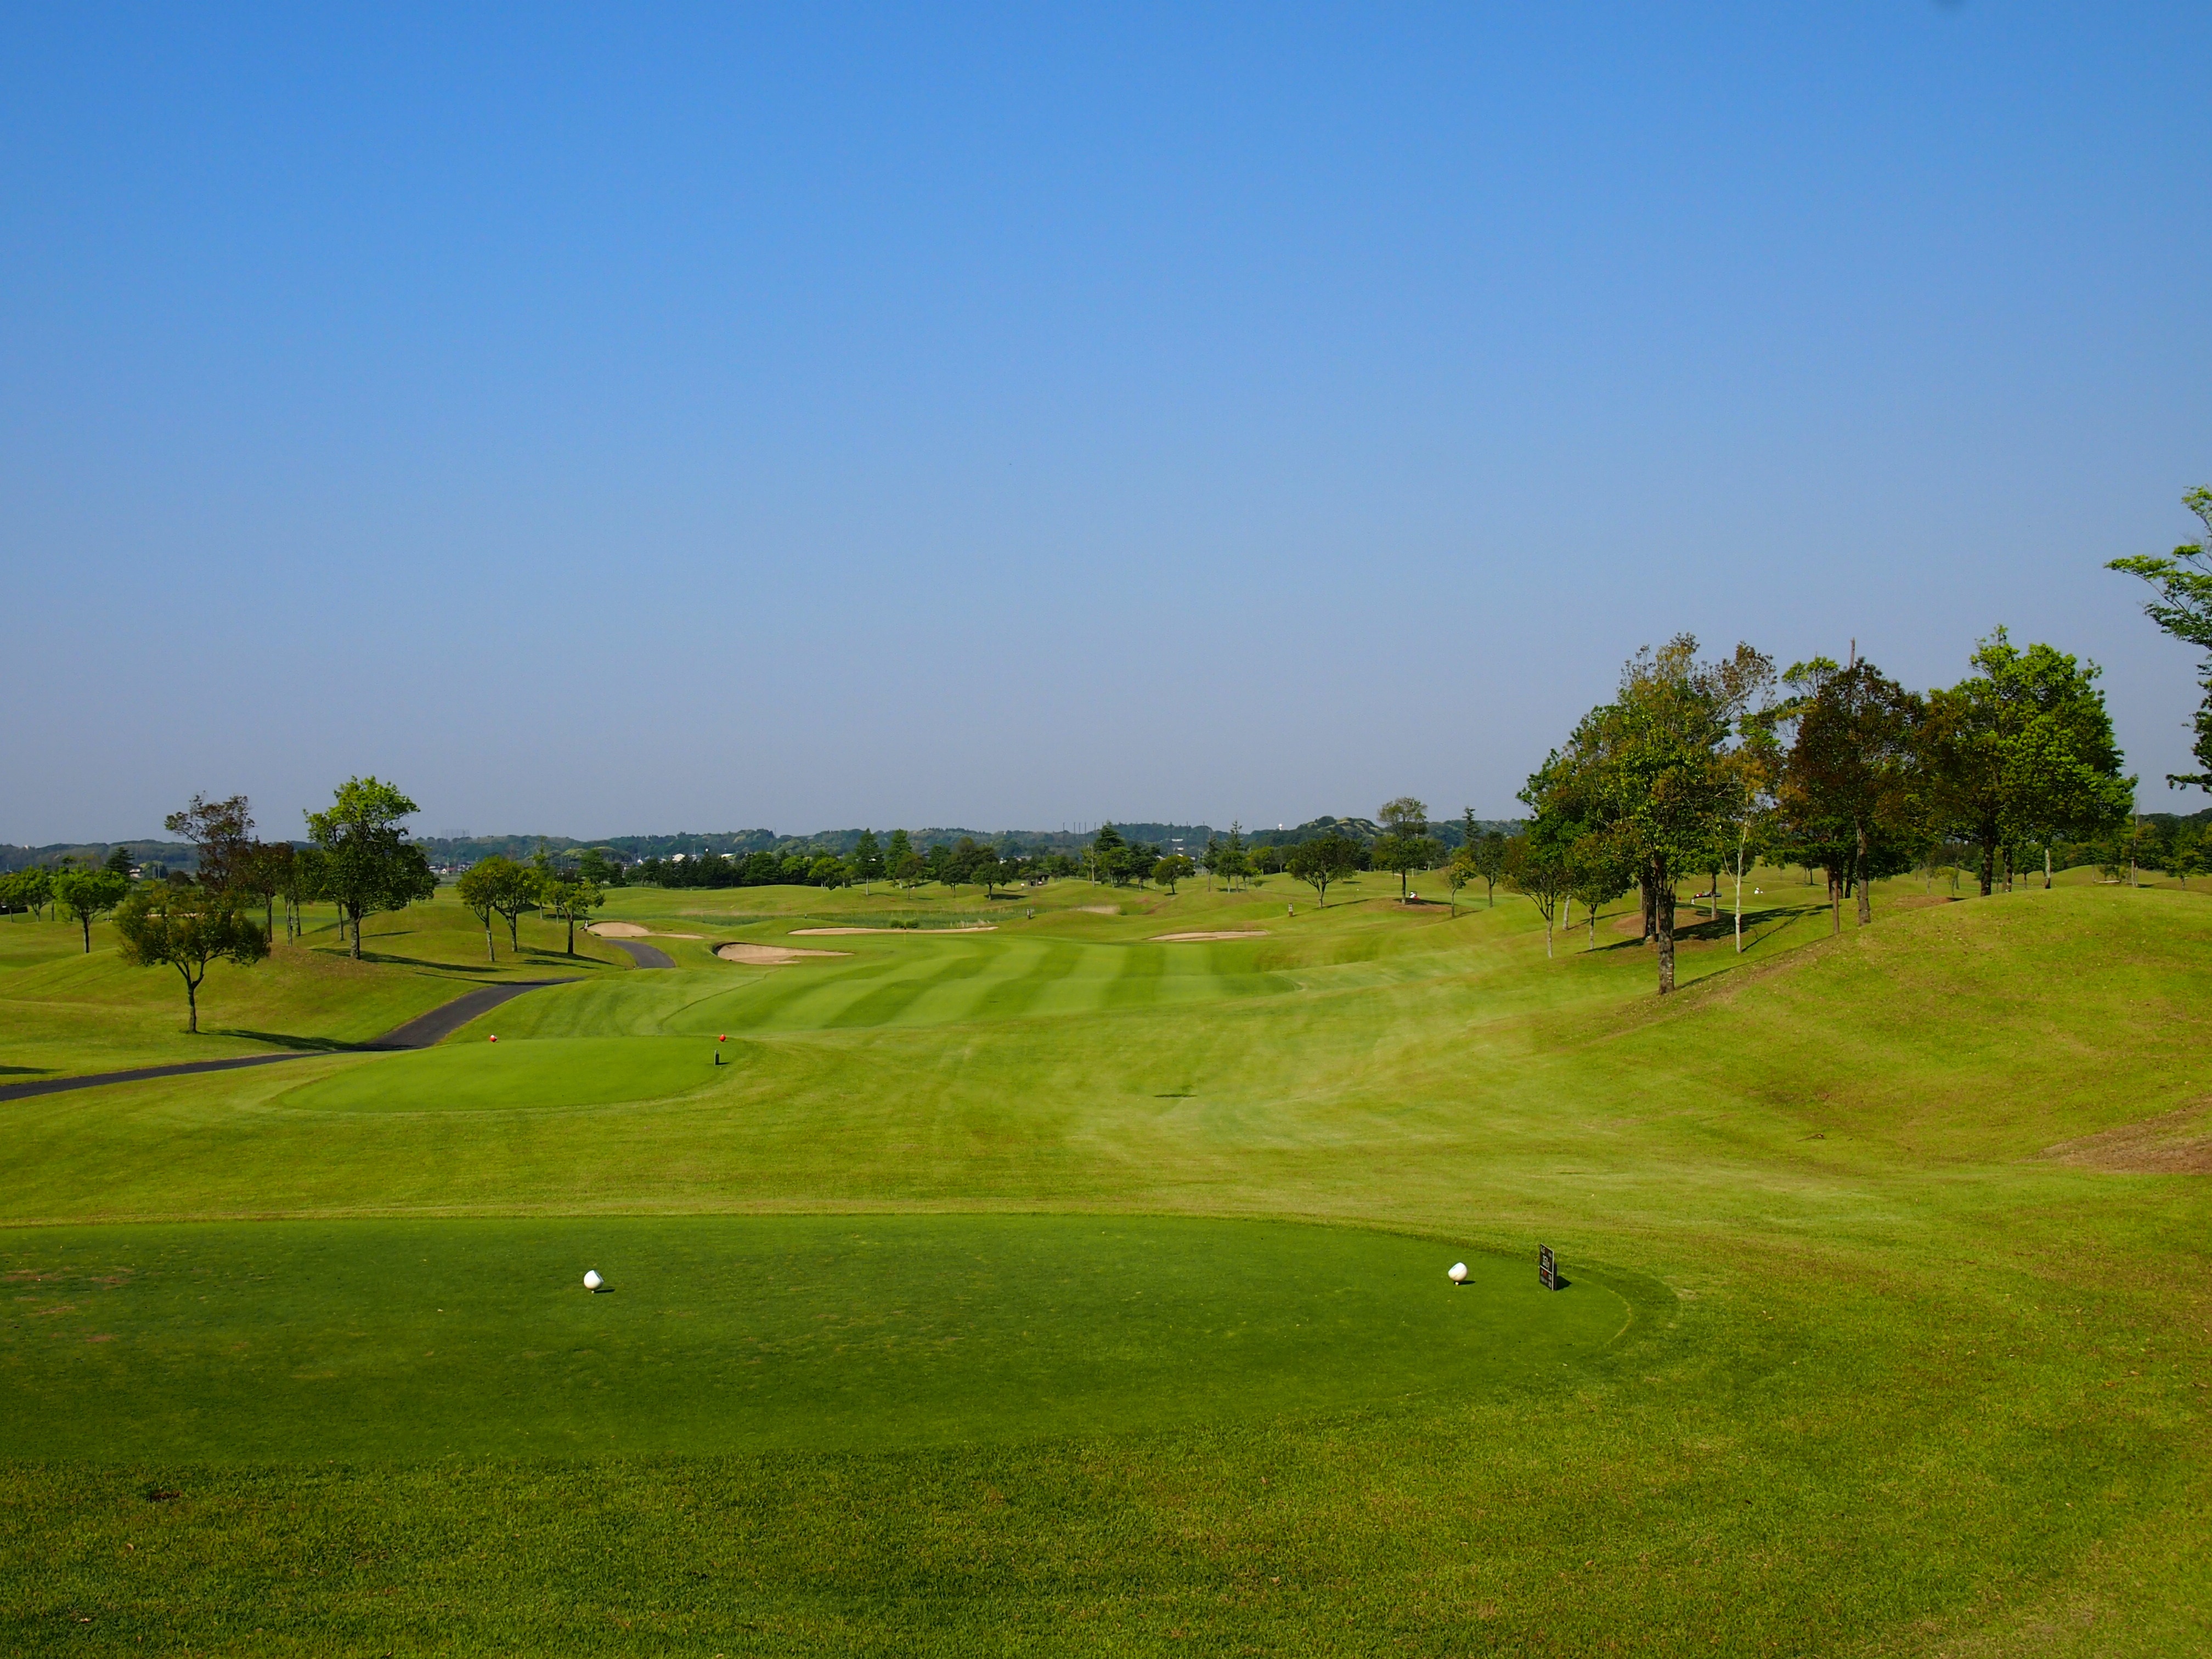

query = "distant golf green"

[{"left": 0, "top": 1217, "right": 1627, "bottom": 1460}]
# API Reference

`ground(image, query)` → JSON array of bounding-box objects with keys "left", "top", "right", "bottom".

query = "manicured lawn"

[{"left": 2, "top": 874, "right": 2207, "bottom": 1655}]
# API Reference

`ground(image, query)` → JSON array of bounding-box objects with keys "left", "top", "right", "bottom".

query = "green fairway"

[
  {"left": 4, "top": 875, "right": 2209, "bottom": 1655},
  {"left": 0, "top": 1217, "right": 1629, "bottom": 1460}
]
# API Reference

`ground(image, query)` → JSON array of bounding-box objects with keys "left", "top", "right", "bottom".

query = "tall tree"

[
  {"left": 540, "top": 876, "right": 605, "bottom": 956},
  {"left": 454, "top": 862, "right": 503, "bottom": 962},
  {"left": 2107, "top": 487, "right": 2212, "bottom": 791},
  {"left": 1089, "top": 823, "right": 1127, "bottom": 884},
  {"left": 852, "top": 830, "right": 884, "bottom": 893},
  {"left": 1285, "top": 834, "right": 1357, "bottom": 909},
  {"left": 1373, "top": 797, "right": 1440, "bottom": 901},
  {"left": 232, "top": 841, "right": 291, "bottom": 943},
  {"left": 1502, "top": 833, "right": 1567, "bottom": 958},
  {"left": 164, "top": 793, "right": 255, "bottom": 891},
  {"left": 1772, "top": 656, "right": 1925, "bottom": 932},
  {"left": 1152, "top": 854, "right": 1195, "bottom": 894},
  {"left": 1531, "top": 637, "right": 1773, "bottom": 994},
  {"left": 304, "top": 777, "right": 438, "bottom": 959},
  {"left": 114, "top": 885, "right": 269, "bottom": 1033},
  {"left": 1922, "top": 630, "right": 2134, "bottom": 896},
  {"left": 473, "top": 856, "right": 541, "bottom": 950},
  {"left": 54, "top": 866, "right": 131, "bottom": 952}
]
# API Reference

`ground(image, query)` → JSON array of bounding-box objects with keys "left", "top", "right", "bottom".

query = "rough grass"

[{"left": 1, "top": 873, "right": 2208, "bottom": 1655}]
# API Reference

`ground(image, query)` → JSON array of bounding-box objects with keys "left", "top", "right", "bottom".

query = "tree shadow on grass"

[
  {"left": 211, "top": 1029, "right": 363, "bottom": 1054},
  {"left": 0, "top": 1064, "right": 57, "bottom": 1077}
]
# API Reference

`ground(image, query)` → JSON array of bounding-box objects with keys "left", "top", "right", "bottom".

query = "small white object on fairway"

[
  {"left": 1447, "top": 1261, "right": 1468, "bottom": 1283},
  {"left": 583, "top": 1269, "right": 603, "bottom": 1291}
]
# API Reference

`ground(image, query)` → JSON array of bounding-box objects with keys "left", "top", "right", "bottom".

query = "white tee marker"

[
  {"left": 583, "top": 1269, "right": 603, "bottom": 1291},
  {"left": 1446, "top": 1262, "right": 1468, "bottom": 1284}
]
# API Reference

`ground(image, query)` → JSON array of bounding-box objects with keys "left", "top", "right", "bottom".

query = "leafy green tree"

[
  {"left": 1565, "top": 828, "right": 1637, "bottom": 950},
  {"left": 1089, "top": 823, "right": 1126, "bottom": 884},
  {"left": 1373, "top": 797, "right": 1440, "bottom": 901},
  {"left": 1772, "top": 656, "right": 1925, "bottom": 932},
  {"left": 232, "top": 840, "right": 291, "bottom": 944},
  {"left": 54, "top": 867, "right": 130, "bottom": 952},
  {"left": 852, "top": 830, "right": 884, "bottom": 892},
  {"left": 306, "top": 777, "right": 437, "bottom": 959},
  {"left": 1922, "top": 630, "right": 2133, "bottom": 896},
  {"left": 103, "top": 845, "right": 135, "bottom": 879},
  {"left": 2107, "top": 487, "right": 2212, "bottom": 791},
  {"left": 472, "top": 856, "right": 541, "bottom": 950},
  {"left": 1502, "top": 833, "right": 1567, "bottom": 957},
  {"left": 454, "top": 861, "right": 503, "bottom": 962},
  {"left": 5, "top": 867, "right": 54, "bottom": 921},
  {"left": 285, "top": 845, "right": 328, "bottom": 941},
  {"left": 163, "top": 793, "right": 253, "bottom": 890},
  {"left": 892, "top": 848, "right": 926, "bottom": 889},
  {"left": 1285, "top": 834, "right": 1358, "bottom": 909},
  {"left": 114, "top": 885, "right": 269, "bottom": 1033},
  {"left": 540, "top": 876, "right": 606, "bottom": 955},
  {"left": 1532, "top": 637, "right": 1774, "bottom": 994},
  {"left": 1152, "top": 854, "right": 1195, "bottom": 894}
]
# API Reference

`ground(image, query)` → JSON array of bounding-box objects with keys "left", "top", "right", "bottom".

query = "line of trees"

[{"left": 1509, "top": 628, "right": 2136, "bottom": 994}]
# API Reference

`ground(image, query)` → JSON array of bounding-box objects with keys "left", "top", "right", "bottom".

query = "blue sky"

[{"left": 4, "top": 4, "right": 2208, "bottom": 843}]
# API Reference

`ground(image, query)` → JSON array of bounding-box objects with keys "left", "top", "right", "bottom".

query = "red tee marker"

[
  {"left": 488, "top": 1035, "right": 498, "bottom": 1043},
  {"left": 718, "top": 1034, "right": 727, "bottom": 1042}
]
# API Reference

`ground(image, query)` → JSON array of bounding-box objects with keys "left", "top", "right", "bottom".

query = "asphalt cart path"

[{"left": 0, "top": 978, "right": 579, "bottom": 1103}]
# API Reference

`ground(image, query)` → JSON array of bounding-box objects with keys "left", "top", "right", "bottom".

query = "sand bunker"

[
  {"left": 590, "top": 922, "right": 703, "bottom": 940},
  {"left": 1077, "top": 905, "right": 1120, "bottom": 916},
  {"left": 715, "top": 942, "right": 851, "bottom": 966},
  {"left": 790, "top": 924, "right": 997, "bottom": 936},
  {"left": 1149, "top": 930, "right": 1270, "bottom": 943}
]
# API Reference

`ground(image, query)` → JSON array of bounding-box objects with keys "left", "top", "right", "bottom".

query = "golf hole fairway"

[
  {"left": 275, "top": 1036, "right": 736, "bottom": 1115},
  {"left": 0, "top": 1216, "right": 1631, "bottom": 1462}
]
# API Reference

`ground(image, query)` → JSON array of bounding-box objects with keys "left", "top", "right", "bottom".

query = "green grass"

[
  {"left": 0, "top": 1217, "right": 1628, "bottom": 1460},
  {"left": 2, "top": 873, "right": 2208, "bottom": 1655},
  {"left": 0, "top": 896, "right": 629, "bottom": 1081}
]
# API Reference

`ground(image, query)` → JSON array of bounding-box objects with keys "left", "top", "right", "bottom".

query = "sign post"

[{"left": 1538, "top": 1243, "right": 1558, "bottom": 1290}]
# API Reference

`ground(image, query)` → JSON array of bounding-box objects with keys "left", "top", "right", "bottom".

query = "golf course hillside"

[{"left": 4, "top": 867, "right": 2208, "bottom": 1655}]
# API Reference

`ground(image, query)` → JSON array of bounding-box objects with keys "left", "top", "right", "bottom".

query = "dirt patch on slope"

[
  {"left": 2041, "top": 1105, "right": 2212, "bottom": 1173},
  {"left": 715, "top": 942, "right": 851, "bottom": 966},
  {"left": 1149, "top": 931, "right": 1270, "bottom": 942}
]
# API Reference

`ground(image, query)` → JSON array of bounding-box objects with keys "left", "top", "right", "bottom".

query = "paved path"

[
  {"left": 608, "top": 938, "right": 676, "bottom": 969},
  {"left": 0, "top": 978, "right": 578, "bottom": 1104}
]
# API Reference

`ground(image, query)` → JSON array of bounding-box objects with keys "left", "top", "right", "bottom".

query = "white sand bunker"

[
  {"left": 1077, "top": 905, "right": 1119, "bottom": 915},
  {"left": 590, "top": 922, "right": 703, "bottom": 939},
  {"left": 716, "top": 941, "right": 851, "bottom": 966},
  {"left": 1149, "top": 930, "right": 1271, "bottom": 943},
  {"left": 790, "top": 924, "right": 998, "bottom": 936}
]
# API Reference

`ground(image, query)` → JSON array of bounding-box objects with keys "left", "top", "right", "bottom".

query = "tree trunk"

[
  {"left": 185, "top": 972, "right": 198, "bottom": 1034},
  {"left": 1655, "top": 865, "right": 1676, "bottom": 994},
  {"left": 352, "top": 908, "right": 363, "bottom": 959},
  {"left": 1979, "top": 841, "right": 1995, "bottom": 897},
  {"left": 2044, "top": 846, "right": 2052, "bottom": 889},
  {"left": 80, "top": 913, "right": 92, "bottom": 952},
  {"left": 1640, "top": 879, "right": 1656, "bottom": 943},
  {"left": 1829, "top": 872, "right": 1841, "bottom": 936},
  {"left": 567, "top": 913, "right": 577, "bottom": 955},
  {"left": 1855, "top": 822, "right": 1872, "bottom": 927},
  {"left": 1562, "top": 894, "right": 1573, "bottom": 934},
  {"left": 485, "top": 920, "right": 495, "bottom": 963},
  {"left": 1734, "top": 840, "right": 1746, "bottom": 953}
]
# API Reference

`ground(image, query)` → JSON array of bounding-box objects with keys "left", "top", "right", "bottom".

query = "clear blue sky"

[{"left": 5, "top": 4, "right": 2208, "bottom": 844}]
